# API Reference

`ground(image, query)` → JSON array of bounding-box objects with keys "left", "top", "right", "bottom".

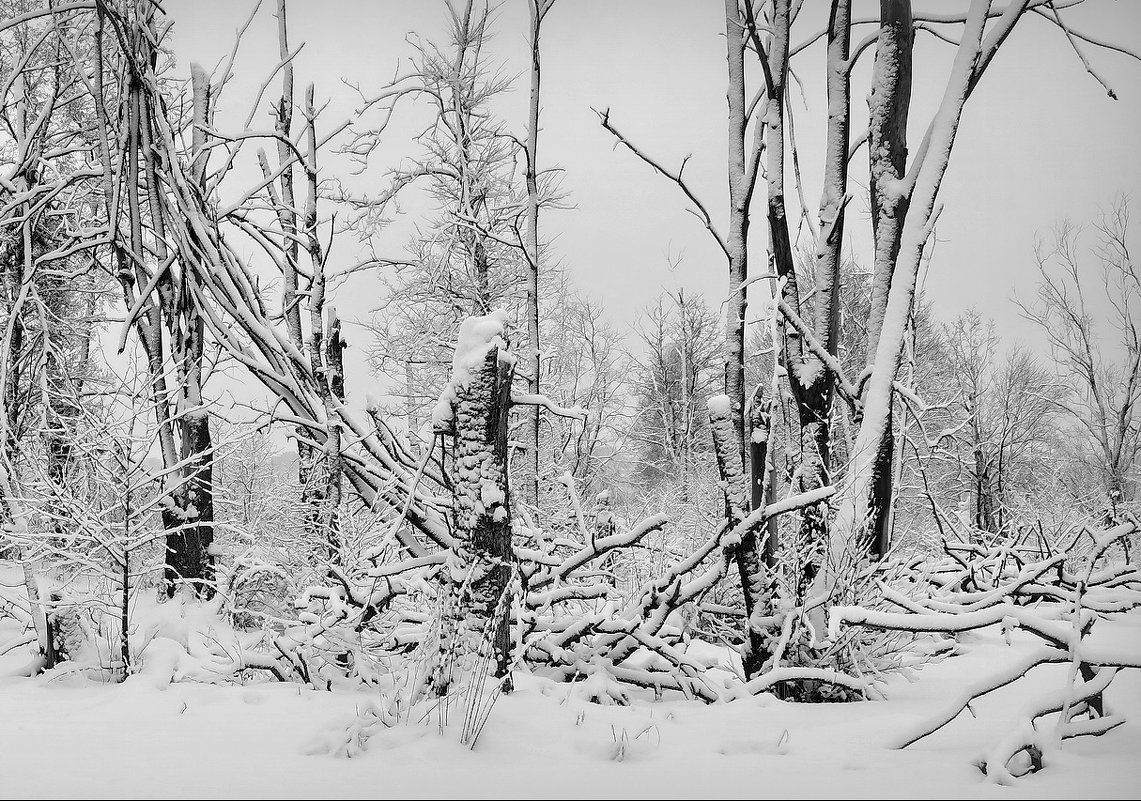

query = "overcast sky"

[{"left": 165, "top": 0, "right": 1141, "bottom": 409}]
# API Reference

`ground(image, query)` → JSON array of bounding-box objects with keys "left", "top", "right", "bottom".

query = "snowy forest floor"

[{"left": 1, "top": 613, "right": 1139, "bottom": 798}]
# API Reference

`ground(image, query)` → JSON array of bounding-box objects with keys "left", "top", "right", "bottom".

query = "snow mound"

[{"left": 706, "top": 394, "right": 731, "bottom": 417}]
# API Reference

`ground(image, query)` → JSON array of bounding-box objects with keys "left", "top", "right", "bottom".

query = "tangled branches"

[{"left": 829, "top": 515, "right": 1141, "bottom": 783}]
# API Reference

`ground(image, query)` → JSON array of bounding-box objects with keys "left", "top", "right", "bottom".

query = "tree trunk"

[
  {"left": 786, "top": 0, "right": 851, "bottom": 594},
  {"left": 521, "top": 0, "right": 547, "bottom": 512},
  {"left": 722, "top": 0, "right": 754, "bottom": 470},
  {"left": 749, "top": 387, "right": 777, "bottom": 568},
  {"left": 123, "top": 61, "right": 184, "bottom": 595},
  {"left": 162, "top": 62, "right": 216, "bottom": 597},
  {"left": 319, "top": 309, "right": 346, "bottom": 562},
  {"left": 710, "top": 396, "right": 771, "bottom": 679},
  {"left": 865, "top": 0, "right": 913, "bottom": 556},
  {"left": 869, "top": 411, "right": 894, "bottom": 554},
  {"left": 301, "top": 82, "right": 344, "bottom": 561},
  {"left": 435, "top": 335, "right": 515, "bottom": 692},
  {"left": 818, "top": 0, "right": 996, "bottom": 602},
  {"left": 273, "top": 0, "right": 314, "bottom": 501}
]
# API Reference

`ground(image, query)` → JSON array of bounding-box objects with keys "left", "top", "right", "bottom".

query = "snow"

[
  {"left": 432, "top": 309, "right": 515, "bottom": 429},
  {"left": 880, "top": 175, "right": 906, "bottom": 203},
  {"left": 793, "top": 356, "right": 824, "bottom": 389},
  {"left": 511, "top": 392, "right": 588, "bottom": 420},
  {"left": 1, "top": 611, "right": 1139, "bottom": 797},
  {"left": 706, "top": 394, "right": 731, "bottom": 417},
  {"left": 4, "top": 542, "right": 1138, "bottom": 799},
  {"left": 480, "top": 480, "right": 506, "bottom": 510}
]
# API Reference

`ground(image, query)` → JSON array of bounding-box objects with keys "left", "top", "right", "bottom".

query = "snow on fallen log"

[
  {"left": 734, "top": 666, "right": 880, "bottom": 700},
  {"left": 827, "top": 516, "right": 1141, "bottom": 782},
  {"left": 523, "top": 486, "right": 838, "bottom": 696}
]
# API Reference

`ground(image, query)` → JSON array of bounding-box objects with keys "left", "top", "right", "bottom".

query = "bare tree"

[
  {"left": 819, "top": 0, "right": 1136, "bottom": 607},
  {"left": 943, "top": 310, "right": 1063, "bottom": 535},
  {"left": 520, "top": 0, "right": 558, "bottom": 511},
  {"left": 539, "top": 278, "right": 627, "bottom": 503},
  {"left": 628, "top": 290, "right": 721, "bottom": 495},
  {"left": 1022, "top": 199, "right": 1141, "bottom": 519},
  {"left": 366, "top": 0, "right": 527, "bottom": 444}
]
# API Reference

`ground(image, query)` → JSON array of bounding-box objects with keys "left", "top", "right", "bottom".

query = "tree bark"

[
  {"left": 435, "top": 338, "right": 515, "bottom": 691},
  {"left": 723, "top": 0, "right": 755, "bottom": 471},
  {"left": 163, "top": 61, "right": 215, "bottom": 596},
  {"left": 711, "top": 396, "right": 771, "bottom": 679},
  {"left": 865, "top": 0, "right": 913, "bottom": 557},
  {"left": 521, "top": 0, "right": 550, "bottom": 512},
  {"left": 819, "top": 0, "right": 998, "bottom": 602}
]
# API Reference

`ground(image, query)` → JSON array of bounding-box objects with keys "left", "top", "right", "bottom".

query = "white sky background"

[{"left": 163, "top": 0, "right": 1141, "bottom": 413}]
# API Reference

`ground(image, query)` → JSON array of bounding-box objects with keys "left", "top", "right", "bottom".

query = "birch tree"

[{"left": 520, "top": 0, "right": 557, "bottom": 510}]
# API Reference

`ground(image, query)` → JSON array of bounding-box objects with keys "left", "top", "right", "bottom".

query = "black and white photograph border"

[{"left": 0, "top": 0, "right": 1139, "bottom": 797}]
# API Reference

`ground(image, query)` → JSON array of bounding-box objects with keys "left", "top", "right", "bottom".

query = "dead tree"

[
  {"left": 298, "top": 82, "right": 347, "bottom": 559},
  {"left": 262, "top": 0, "right": 312, "bottom": 506},
  {"left": 90, "top": 3, "right": 217, "bottom": 596},
  {"left": 432, "top": 311, "right": 516, "bottom": 690}
]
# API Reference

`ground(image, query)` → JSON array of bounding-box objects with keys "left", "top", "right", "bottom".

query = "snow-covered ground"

[{"left": 1, "top": 610, "right": 1139, "bottom": 798}]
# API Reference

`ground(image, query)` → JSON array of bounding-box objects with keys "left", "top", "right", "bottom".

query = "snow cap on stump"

[
  {"left": 707, "top": 394, "right": 732, "bottom": 417},
  {"left": 432, "top": 309, "right": 515, "bottom": 430}
]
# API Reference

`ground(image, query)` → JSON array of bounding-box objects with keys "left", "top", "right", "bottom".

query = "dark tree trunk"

[
  {"left": 166, "top": 406, "right": 215, "bottom": 595},
  {"left": 711, "top": 394, "right": 773, "bottom": 679},
  {"left": 865, "top": 0, "right": 913, "bottom": 557},
  {"left": 163, "top": 64, "right": 216, "bottom": 597},
  {"left": 867, "top": 403, "right": 894, "bottom": 557},
  {"left": 436, "top": 340, "right": 516, "bottom": 691},
  {"left": 749, "top": 387, "right": 777, "bottom": 569},
  {"left": 319, "top": 309, "right": 346, "bottom": 563}
]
